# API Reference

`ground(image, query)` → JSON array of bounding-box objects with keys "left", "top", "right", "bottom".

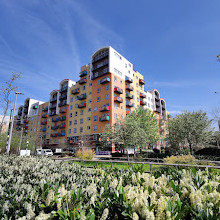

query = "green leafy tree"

[
  {"left": 101, "top": 107, "right": 159, "bottom": 152},
  {"left": 167, "top": 110, "right": 214, "bottom": 154}
]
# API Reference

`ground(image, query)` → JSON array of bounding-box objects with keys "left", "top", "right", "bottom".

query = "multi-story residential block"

[{"left": 15, "top": 46, "right": 168, "bottom": 153}]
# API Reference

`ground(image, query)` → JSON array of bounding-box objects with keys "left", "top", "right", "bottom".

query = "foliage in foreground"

[
  {"left": 0, "top": 156, "right": 220, "bottom": 220},
  {"left": 75, "top": 149, "right": 96, "bottom": 160}
]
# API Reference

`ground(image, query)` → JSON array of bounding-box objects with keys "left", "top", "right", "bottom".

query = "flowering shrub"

[
  {"left": 75, "top": 149, "right": 95, "bottom": 160},
  {"left": 0, "top": 155, "right": 220, "bottom": 219}
]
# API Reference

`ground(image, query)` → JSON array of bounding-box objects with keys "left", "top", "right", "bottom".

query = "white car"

[{"left": 36, "top": 149, "right": 53, "bottom": 156}]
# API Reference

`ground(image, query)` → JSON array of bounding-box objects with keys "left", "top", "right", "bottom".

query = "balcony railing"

[
  {"left": 114, "top": 96, "right": 123, "bottom": 103},
  {"left": 80, "top": 71, "right": 87, "bottom": 77},
  {"left": 125, "top": 76, "right": 133, "bottom": 83},
  {"left": 126, "top": 85, "right": 134, "bottom": 91},
  {"left": 42, "top": 114, "right": 48, "bottom": 118},
  {"left": 24, "top": 126, "right": 28, "bottom": 129},
  {"left": 42, "top": 107, "right": 48, "bottom": 112},
  {"left": 59, "top": 93, "right": 67, "bottom": 100},
  {"left": 126, "top": 101, "right": 134, "bottom": 107},
  {"left": 77, "top": 93, "right": 87, "bottom": 100},
  {"left": 60, "top": 86, "right": 68, "bottom": 93},
  {"left": 33, "top": 105, "right": 38, "bottom": 109},
  {"left": 59, "top": 124, "right": 66, "bottom": 129},
  {"left": 91, "top": 68, "right": 109, "bottom": 80},
  {"left": 51, "top": 133, "right": 58, "bottom": 137},
  {"left": 100, "top": 105, "right": 110, "bottom": 112},
  {"left": 100, "top": 77, "right": 110, "bottom": 84},
  {"left": 16, "top": 121, "right": 21, "bottom": 125},
  {"left": 50, "top": 97, "right": 57, "bottom": 102},
  {"left": 49, "top": 111, "right": 56, "bottom": 116},
  {"left": 23, "top": 109, "right": 28, "bottom": 114},
  {"left": 140, "top": 101, "right": 147, "bottom": 105},
  {"left": 24, "top": 120, "right": 29, "bottom": 123},
  {"left": 126, "top": 92, "right": 133, "bottom": 99},
  {"left": 59, "top": 100, "right": 67, "bottom": 107},
  {"left": 60, "top": 108, "right": 67, "bottom": 113},
  {"left": 126, "top": 110, "right": 131, "bottom": 115},
  {"left": 79, "top": 78, "right": 87, "bottom": 84},
  {"left": 92, "top": 51, "right": 109, "bottom": 63},
  {"left": 140, "top": 93, "right": 146, "bottom": 98},
  {"left": 78, "top": 102, "right": 86, "bottom": 108},
  {"left": 72, "top": 88, "right": 80, "bottom": 95},
  {"left": 51, "top": 125, "right": 59, "bottom": 130},
  {"left": 156, "top": 101, "right": 160, "bottom": 108},
  {"left": 92, "top": 59, "right": 109, "bottom": 72},
  {"left": 155, "top": 95, "right": 160, "bottom": 101},
  {"left": 99, "top": 115, "right": 110, "bottom": 122},
  {"left": 41, "top": 121, "right": 47, "bottom": 125},
  {"left": 52, "top": 117, "right": 59, "bottom": 122},
  {"left": 18, "top": 110, "right": 22, "bottom": 116},
  {"left": 139, "top": 79, "right": 145, "bottom": 85},
  {"left": 50, "top": 104, "right": 57, "bottom": 109},
  {"left": 60, "top": 115, "right": 66, "bottom": 121},
  {"left": 24, "top": 103, "right": 29, "bottom": 107},
  {"left": 114, "top": 87, "right": 123, "bottom": 94},
  {"left": 41, "top": 127, "right": 47, "bottom": 132}
]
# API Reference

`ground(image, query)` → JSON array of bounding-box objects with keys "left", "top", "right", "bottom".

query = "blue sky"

[{"left": 0, "top": 0, "right": 220, "bottom": 127}]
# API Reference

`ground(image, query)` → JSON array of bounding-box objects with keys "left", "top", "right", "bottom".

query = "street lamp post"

[{"left": 6, "top": 92, "right": 23, "bottom": 154}]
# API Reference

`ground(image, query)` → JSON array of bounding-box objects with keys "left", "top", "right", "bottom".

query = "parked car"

[{"left": 36, "top": 149, "right": 53, "bottom": 156}]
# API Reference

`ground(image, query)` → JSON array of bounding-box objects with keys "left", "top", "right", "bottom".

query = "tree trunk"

[{"left": 189, "top": 143, "right": 193, "bottom": 155}]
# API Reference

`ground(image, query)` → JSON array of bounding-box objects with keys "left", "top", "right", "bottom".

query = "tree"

[
  {"left": 0, "top": 72, "right": 21, "bottom": 134},
  {"left": 101, "top": 107, "right": 159, "bottom": 152},
  {"left": 167, "top": 110, "right": 214, "bottom": 155}
]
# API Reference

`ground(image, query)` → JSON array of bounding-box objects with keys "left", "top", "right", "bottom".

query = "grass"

[{"left": 73, "top": 161, "right": 161, "bottom": 172}]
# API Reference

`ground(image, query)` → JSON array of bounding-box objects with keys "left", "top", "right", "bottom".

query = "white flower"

[{"left": 100, "top": 208, "right": 109, "bottom": 220}]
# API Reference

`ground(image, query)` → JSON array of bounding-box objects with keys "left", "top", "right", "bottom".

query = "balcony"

[
  {"left": 126, "top": 92, "right": 133, "bottom": 99},
  {"left": 99, "top": 115, "right": 110, "bottom": 122},
  {"left": 49, "top": 111, "right": 56, "bottom": 116},
  {"left": 126, "top": 109, "right": 131, "bottom": 115},
  {"left": 60, "top": 86, "right": 68, "bottom": 93},
  {"left": 52, "top": 117, "right": 59, "bottom": 122},
  {"left": 24, "top": 126, "right": 28, "bottom": 129},
  {"left": 41, "top": 121, "right": 47, "bottom": 125},
  {"left": 42, "top": 114, "right": 48, "bottom": 118},
  {"left": 24, "top": 120, "right": 29, "bottom": 123},
  {"left": 42, "top": 134, "right": 46, "bottom": 139},
  {"left": 126, "top": 101, "right": 134, "bottom": 107},
  {"left": 114, "top": 96, "right": 123, "bottom": 103},
  {"left": 41, "top": 127, "right": 47, "bottom": 132},
  {"left": 91, "top": 68, "right": 109, "bottom": 80},
  {"left": 156, "top": 101, "right": 160, "bottom": 108},
  {"left": 59, "top": 100, "right": 67, "bottom": 107},
  {"left": 33, "top": 105, "right": 38, "bottom": 109},
  {"left": 60, "top": 108, "right": 67, "bottom": 113},
  {"left": 114, "top": 87, "right": 123, "bottom": 94},
  {"left": 42, "top": 107, "right": 48, "bottom": 112},
  {"left": 16, "top": 121, "right": 21, "bottom": 125},
  {"left": 59, "top": 93, "right": 67, "bottom": 100},
  {"left": 140, "top": 93, "right": 146, "bottom": 98},
  {"left": 23, "top": 109, "right": 28, "bottom": 114},
  {"left": 92, "top": 60, "right": 109, "bottom": 72},
  {"left": 125, "top": 76, "right": 133, "bottom": 83},
  {"left": 51, "top": 125, "right": 59, "bottom": 130},
  {"left": 162, "top": 104, "right": 165, "bottom": 110},
  {"left": 155, "top": 95, "right": 160, "bottom": 101},
  {"left": 72, "top": 88, "right": 80, "bottom": 95},
  {"left": 59, "top": 124, "right": 66, "bottom": 129},
  {"left": 126, "top": 85, "right": 134, "bottom": 91},
  {"left": 79, "top": 78, "right": 87, "bottom": 84},
  {"left": 60, "top": 132, "right": 65, "bottom": 136},
  {"left": 78, "top": 102, "right": 86, "bottom": 108},
  {"left": 80, "top": 71, "right": 87, "bottom": 77},
  {"left": 50, "top": 104, "right": 56, "bottom": 109},
  {"left": 92, "top": 51, "right": 109, "bottom": 64},
  {"left": 100, "top": 77, "right": 110, "bottom": 84},
  {"left": 77, "top": 93, "right": 87, "bottom": 100},
  {"left": 100, "top": 105, "right": 110, "bottom": 112},
  {"left": 50, "top": 97, "right": 57, "bottom": 103},
  {"left": 139, "top": 79, "right": 145, "bottom": 85},
  {"left": 16, "top": 127, "right": 21, "bottom": 131},
  {"left": 18, "top": 110, "right": 22, "bottom": 116},
  {"left": 51, "top": 133, "right": 58, "bottom": 137},
  {"left": 140, "top": 101, "right": 147, "bottom": 105},
  {"left": 24, "top": 103, "right": 29, "bottom": 107},
  {"left": 60, "top": 115, "right": 66, "bottom": 121}
]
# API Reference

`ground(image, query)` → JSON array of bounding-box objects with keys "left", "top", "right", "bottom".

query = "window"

[
  {"left": 105, "top": 85, "right": 109, "bottom": 91},
  {"left": 114, "top": 76, "right": 117, "bottom": 82},
  {"left": 68, "top": 129, "right": 71, "bottom": 134},
  {"left": 114, "top": 51, "right": 122, "bottom": 59},
  {"left": 94, "top": 107, "right": 98, "bottom": 112},
  {"left": 75, "top": 112, "right": 77, "bottom": 116},
  {"left": 94, "top": 115, "right": 97, "bottom": 121},
  {"left": 120, "top": 80, "right": 122, "bottom": 84},
  {"left": 89, "top": 91, "right": 92, "bottom": 95},
  {"left": 74, "top": 136, "right": 77, "bottom": 142},
  {"left": 105, "top": 94, "right": 109, "bottom": 100},
  {"left": 114, "top": 104, "right": 118, "bottom": 110},
  {"left": 89, "top": 83, "right": 92, "bottom": 87},
  {"left": 83, "top": 85, "right": 86, "bottom": 90},
  {"left": 80, "top": 118, "right": 83, "bottom": 124},
  {"left": 87, "top": 117, "right": 91, "bottom": 121},
  {"left": 80, "top": 110, "right": 83, "bottom": 115},
  {"left": 89, "top": 99, "right": 92, "bottom": 103},
  {"left": 88, "top": 108, "right": 91, "bottom": 112},
  {"left": 148, "top": 97, "right": 150, "bottom": 101},
  {"left": 136, "top": 76, "right": 138, "bottom": 79},
  {"left": 97, "top": 88, "right": 101, "bottom": 94},
  {"left": 93, "top": 134, "right": 98, "bottom": 141},
  {"left": 137, "top": 98, "right": 139, "bottom": 102},
  {"left": 80, "top": 127, "right": 83, "bottom": 133},
  {"left": 121, "top": 106, "right": 123, "bottom": 110},
  {"left": 136, "top": 83, "right": 138, "bottom": 87},
  {"left": 97, "top": 80, "right": 100, "bottom": 85},
  {"left": 125, "top": 63, "right": 127, "bottom": 68},
  {"left": 70, "top": 105, "right": 73, "bottom": 110},
  {"left": 97, "top": 97, "right": 100, "bottom": 102},
  {"left": 69, "top": 121, "right": 72, "bottom": 126},
  {"left": 75, "top": 96, "right": 78, "bottom": 101},
  {"left": 136, "top": 90, "right": 139, "bottom": 95},
  {"left": 74, "top": 128, "right": 77, "bottom": 133},
  {"left": 87, "top": 126, "right": 90, "bottom": 130},
  {"left": 74, "top": 120, "right": 77, "bottom": 125},
  {"left": 70, "top": 113, "right": 72, "bottom": 118},
  {"left": 94, "top": 125, "right": 98, "bottom": 131},
  {"left": 114, "top": 113, "right": 118, "bottom": 119}
]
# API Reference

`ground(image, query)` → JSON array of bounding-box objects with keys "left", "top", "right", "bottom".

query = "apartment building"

[{"left": 15, "top": 46, "right": 168, "bottom": 153}]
